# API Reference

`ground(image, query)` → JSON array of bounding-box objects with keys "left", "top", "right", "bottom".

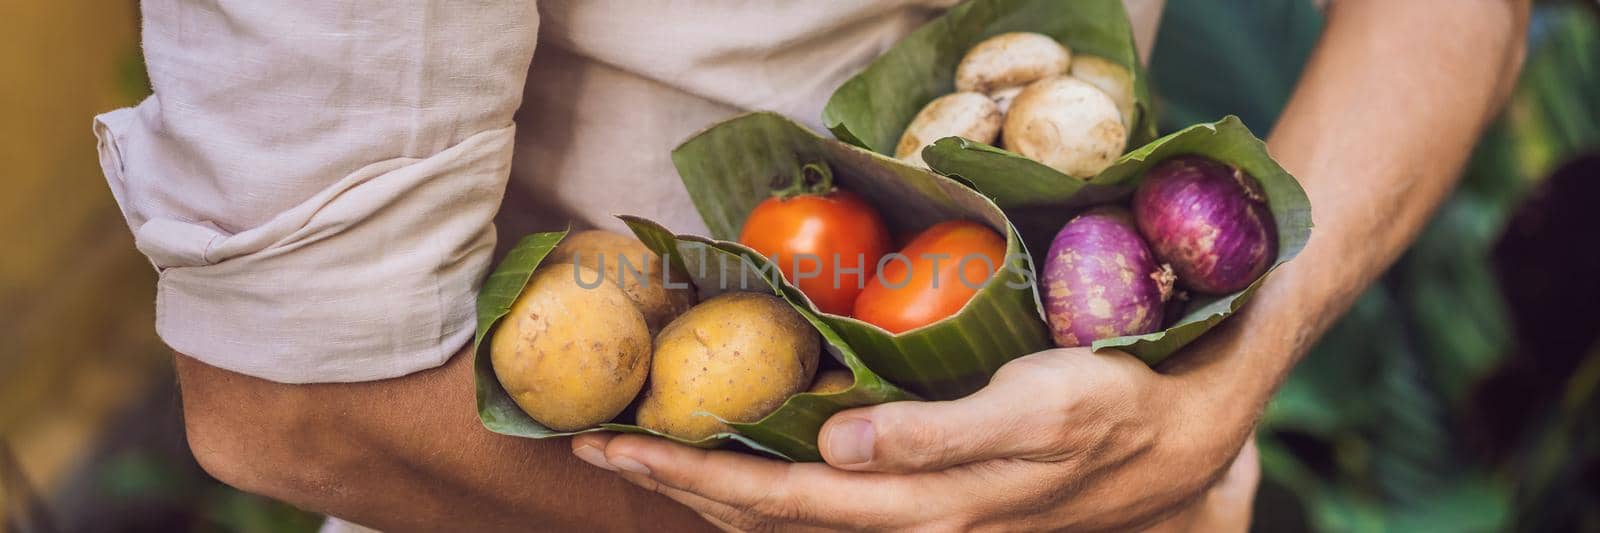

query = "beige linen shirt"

[{"left": 96, "top": 1, "right": 1163, "bottom": 384}]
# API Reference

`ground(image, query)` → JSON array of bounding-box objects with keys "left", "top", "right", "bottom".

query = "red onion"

[
  {"left": 1043, "top": 207, "right": 1174, "bottom": 347},
  {"left": 1133, "top": 156, "right": 1277, "bottom": 294}
]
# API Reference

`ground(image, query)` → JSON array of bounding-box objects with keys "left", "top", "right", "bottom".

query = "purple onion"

[
  {"left": 1043, "top": 207, "right": 1174, "bottom": 348},
  {"left": 1133, "top": 156, "right": 1277, "bottom": 294}
]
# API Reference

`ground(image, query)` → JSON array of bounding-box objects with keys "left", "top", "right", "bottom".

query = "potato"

[
  {"left": 490, "top": 263, "right": 651, "bottom": 431},
  {"left": 807, "top": 369, "right": 855, "bottom": 395},
  {"left": 547, "top": 230, "right": 697, "bottom": 334},
  {"left": 637, "top": 292, "right": 821, "bottom": 441}
]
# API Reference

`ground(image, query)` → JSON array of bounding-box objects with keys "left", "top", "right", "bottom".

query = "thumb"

[{"left": 818, "top": 379, "right": 1048, "bottom": 473}]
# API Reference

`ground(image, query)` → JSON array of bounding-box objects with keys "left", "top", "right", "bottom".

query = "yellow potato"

[
  {"left": 807, "top": 369, "right": 855, "bottom": 395},
  {"left": 637, "top": 292, "right": 821, "bottom": 441},
  {"left": 547, "top": 229, "right": 697, "bottom": 334},
  {"left": 490, "top": 263, "right": 651, "bottom": 431}
]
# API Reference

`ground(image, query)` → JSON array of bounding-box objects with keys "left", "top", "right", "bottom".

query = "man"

[{"left": 95, "top": 0, "right": 1527, "bottom": 530}]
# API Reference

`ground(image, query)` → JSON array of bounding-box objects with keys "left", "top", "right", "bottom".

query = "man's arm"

[
  {"left": 1165, "top": 0, "right": 1531, "bottom": 424},
  {"left": 96, "top": 1, "right": 710, "bottom": 529},
  {"left": 179, "top": 348, "right": 709, "bottom": 531},
  {"left": 179, "top": 0, "right": 1530, "bottom": 530},
  {"left": 573, "top": 1, "right": 1532, "bottom": 531}
]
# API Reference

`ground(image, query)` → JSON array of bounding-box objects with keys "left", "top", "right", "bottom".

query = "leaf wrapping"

[
  {"left": 671, "top": 112, "right": 1053, "bottom": 400},
  {"left": 473, "top": 226, "right": 915, "bottom": 461}
]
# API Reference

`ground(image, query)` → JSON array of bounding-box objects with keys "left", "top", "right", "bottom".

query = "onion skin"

[
  {"left": 1043, "top": 207, "right": 1173, "bottom": 348},
  {"left": 1133, "top": 156, "right": 1277, "bottom": 294}
]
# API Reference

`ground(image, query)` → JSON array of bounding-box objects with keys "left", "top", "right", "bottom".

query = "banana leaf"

[
  {"left": 473, "top": 227, "right": 915, "bottom": 461},
  {"left": 671, "top": 111, "right": 1053, "bottom": 400},
  {"left": 822, "top": 0, "right": 1157, "bottom": 159},
  {"left": 927, "top": 116, "right": 1312, "bottom": 365}
]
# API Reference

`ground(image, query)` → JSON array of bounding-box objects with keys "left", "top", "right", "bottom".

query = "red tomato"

[
  {"left": 739, "top": 188, "right": 891, "bottom": 315},
  {"left": 853, "top": 220, "right": 1006, "bottom": 333}
]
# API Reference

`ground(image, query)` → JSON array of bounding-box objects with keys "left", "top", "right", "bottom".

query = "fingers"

[
  {"left": 698, "top": 512, "right": 747, "bottom": 533},
  {"left": 1138, "top": 439, "right": 1260, "bottom": 533},
  {"left": 594, "top": 433, "right": 918, "bottom": 530},
  {"left": 819, "top": 349, "right": 1139, "bottom": 473},
  {"left": 817, "top": 392, "right": 1040, "bottom": 473},
  {"left": 632, "top": 477, "right": 753, "bottom": 532},
  {"left": 572, "top": 432, "right": 764, "bottom": 530},
  {"left": 570, "top": 432, "right": 617, "bottom": 471},
  {"left": 1192, "top": 439, "right": 1260, "bottom": 532}
]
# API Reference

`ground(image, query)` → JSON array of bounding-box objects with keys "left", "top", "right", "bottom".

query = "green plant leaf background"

[
  {"left": 1153, "top": 3, "right": 1600, "bottom": 531},
  {"left": 472, "top": 227, "right": 915, "bottom": 461},
  {"left": 671, "top": 111, "right": 1052, "bottom": 400},
  {"left": 929, "top": 116, "right": 1311, "bottom": 365},
  {"left": 822, "top": 0, "right": 1157, "bottom": 158}
]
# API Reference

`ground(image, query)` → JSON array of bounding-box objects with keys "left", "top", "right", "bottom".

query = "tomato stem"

[{"left": 771, "top": 162, "right": 835, "bottom": 199}]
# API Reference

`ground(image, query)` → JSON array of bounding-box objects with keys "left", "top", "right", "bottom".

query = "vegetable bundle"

[
  {"left": 474, "top": 0, "right": 1310, "bottom": 461},
  {"left": 474, "top": 224, "right": 915, "bottom": 461}
]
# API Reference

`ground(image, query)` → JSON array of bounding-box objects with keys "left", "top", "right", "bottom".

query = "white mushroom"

[
  {"left": 956, "top": 32, "right": 1071, "bottom": 96},
  {"left": 1002, "top": 77, "right": 1127, "bottom": 178},
  {"left": 990, "top": 85, "right": 1024, "bottom": 115},
  {"left": 1069, "top": 54, "right": 1137, "bottom": 127},
  {"left": 895, "top": 92, "right": 1002, "bottom": 169}
]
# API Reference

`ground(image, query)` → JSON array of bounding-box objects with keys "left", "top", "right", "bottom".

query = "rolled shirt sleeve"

[{"left": 95, "top": 1, "right": 538, "bottom": 383}]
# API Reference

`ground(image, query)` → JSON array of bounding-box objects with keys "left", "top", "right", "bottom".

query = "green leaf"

[
  {"left": 821, "top": 0, "right": 1157, "bottom": 156},
  {"left": 471, "top": 231, "right": 684, "bottom": 443},
  {"left": 472, "top": 226, "right": 916, "bottom": 461},
  {"left": 929, "top": 116, "right": 1311, "bottom": 365},
  {"left": 671, "top": 111, "right": 1053, "bottom": 400},
  {"left": 474, "top": 231, "right": 577, "bottom": 437}
]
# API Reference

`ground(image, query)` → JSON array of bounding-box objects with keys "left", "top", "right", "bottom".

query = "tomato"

[
  {"left": 852, "top": 220, "right": 1006, "bottom": 333},
  {"left": 738, "top": 171, "right": 891, "bottom": 315}
]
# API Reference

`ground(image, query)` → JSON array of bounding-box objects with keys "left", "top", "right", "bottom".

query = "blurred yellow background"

[
  {"left": 4, "top": 4, "right": 324, "bottom": 526},
  {"left": 1, "top": 0, "right": 161, "bottom": 504}
]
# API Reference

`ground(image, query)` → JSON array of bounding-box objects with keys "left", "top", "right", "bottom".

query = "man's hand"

[
  {"left": 571, "top": 347, "right": 1256, "bottom": 531},
  {"left": 172, "top": 0, "right": 1525, "bottom": 530},
  {"left": 569, "top": 1, "right": 1530, "bottom": 530}
]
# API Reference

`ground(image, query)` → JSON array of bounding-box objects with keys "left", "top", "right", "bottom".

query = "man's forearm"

[
  {"left": 177, "top": 349, "right": 709, "bottom": 531},
  {"left": 1166, "top": 0, "right": 1529, "bottom": 421}
]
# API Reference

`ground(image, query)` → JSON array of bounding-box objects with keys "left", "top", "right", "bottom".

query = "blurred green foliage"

[
  {"left": 23, "top": 383, "right": 325, "bottom": 532},
  {"left": 100, "top": 449, "right": 322, "bottom": 533},
  {"left": 1151, "top": 2, "right": 1600, "bottom": 531}
]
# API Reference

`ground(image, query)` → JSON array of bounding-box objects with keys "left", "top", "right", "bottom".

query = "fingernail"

[
  {"left": 609, "top": 455, "right": 652, "bottom": 476},
  {"left": 827, "top": 418, "right": 875, "bottom": 465},
  {"left": 573, "top": 445, "right": 615, "bottom": 471}
]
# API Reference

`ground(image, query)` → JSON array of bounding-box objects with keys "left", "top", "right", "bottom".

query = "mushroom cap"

[
  {"left": 895, "top": 91, "right": 1002, "bottom": 168},
  {"left": 1069, "top": 54, "right": 1136, "bottom": 127},
  {"left": 955, "top": 32, "right": 1071, "bottom": 94},
  {"left": 990, "top": 85, "right": 1024, "bottom": 115},
  {"left": 1002, "top": 77, "right": 1127, "bottom": 178}
]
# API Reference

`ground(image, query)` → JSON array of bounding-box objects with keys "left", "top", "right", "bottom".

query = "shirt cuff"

[{"left": 96, "top": 107, "right": 511, "bottom": 383}]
